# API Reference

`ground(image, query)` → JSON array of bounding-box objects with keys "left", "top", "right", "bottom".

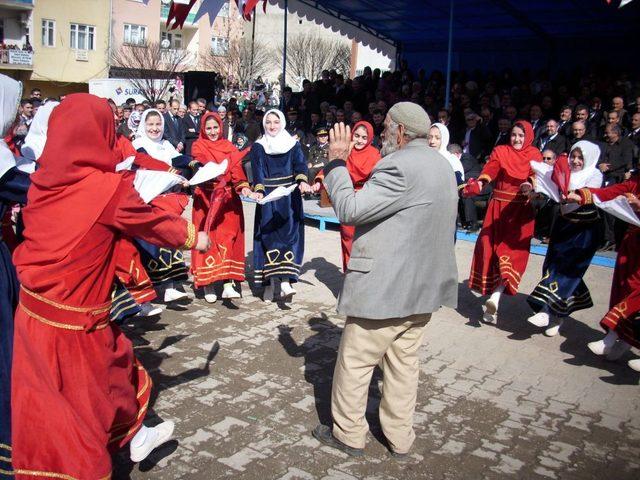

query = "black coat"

[
  {"left": 183, "top": 114, "right": 201, "bottom": 155},
  {"left": 536, "top": 134, "right": 568, "bottom": 155},
  {"left": 163, "top": 112, "right": 186, "bottom": 150}
]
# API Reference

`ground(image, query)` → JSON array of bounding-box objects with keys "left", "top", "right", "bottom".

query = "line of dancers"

[{"left": 1, "top": 75, "right": 638, "bottom": 478}]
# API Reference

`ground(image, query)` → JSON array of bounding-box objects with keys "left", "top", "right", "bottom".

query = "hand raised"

[{"left": 329, "top": 122, "right": 351, "bottom": 161}]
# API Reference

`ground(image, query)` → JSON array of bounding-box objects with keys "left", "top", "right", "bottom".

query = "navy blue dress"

[
  {"left": 527, "top": 204, "right": 601, "bottom": 317},
  {"left": 250, "top": 142, "right": 308, "bottom": 286},
  {"left": 0, "top": 167, "right": 29, "bottom": 478}
]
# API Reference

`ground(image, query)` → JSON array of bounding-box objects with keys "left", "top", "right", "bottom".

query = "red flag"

[
  {"left": 237, "top": 0, "right": 266, "bottom": 20},
  {"left": 551, "top": 153, "right": 571, "bottom": 196},
  {"left": 166, "top": 0, "right": 198, "bottom": 30}
]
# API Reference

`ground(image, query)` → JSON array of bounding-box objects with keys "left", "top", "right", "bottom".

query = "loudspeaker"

[{"left": 183, "top": 71, "right": 218, "bottom": 102}]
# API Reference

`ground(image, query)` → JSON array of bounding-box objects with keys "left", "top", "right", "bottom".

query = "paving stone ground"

[{"left": 114, "top": 203, "right": 640, "bottom": 479}]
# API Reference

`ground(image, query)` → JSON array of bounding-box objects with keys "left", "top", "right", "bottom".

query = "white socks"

[
  {"left": 280, "top": 281, "right": 296, "bottom": 298},
  {"left": 263, "top": 284, "right": 274, "bottom": 303},
  {"left": 222, "top": 282, "right": 241, "bottom": 299},
  {"left": 544, "top": 318, "right": 564, "bottom": 337},
  {"left": 528, "top": 311, "right": 550, "bottom": 328},
  {"left": 628, "top": 359, "right": 640, "bottom": 372},
  {"left": 588, "top": 330, "right": 619, "bottom": 355},
  {"left": 164, "top": 282, "right": 188, "bottom": 302},
  {"left": 131, "top": 425, "right": 151, "bottom": 448},
  {"left": 203, "top": 284, "right": 217, "bottom": 304},
  {"left": 483, "top": 285, "right": 505, "bottom": 322}
]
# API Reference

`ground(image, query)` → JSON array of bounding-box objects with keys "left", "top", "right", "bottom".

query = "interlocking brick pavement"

[{"left": 113, "top": 203, "right": 640, "bottom": 479}]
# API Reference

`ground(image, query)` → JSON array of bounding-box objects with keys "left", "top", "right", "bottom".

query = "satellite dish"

[{"left": 161, "top": 39, "right": 171, "bottom": 49}]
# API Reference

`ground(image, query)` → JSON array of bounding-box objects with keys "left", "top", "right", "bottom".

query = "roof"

[{"left": 269, "top": 0, "right": 640, "bottom": 60}]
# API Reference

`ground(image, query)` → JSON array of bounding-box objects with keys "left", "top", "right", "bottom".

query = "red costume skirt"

[
  {"left": 601, "top": 226, "right": 640, "bottom": 348},
  {"left": 340, "top": 225, "right": 355, "bottom": 273},
  {"left": 469, "top": 192, "right": 535, "bottom": 295},
  {"left": 114, "top": 237, "right": 157, "bottom": 304},
  {"left": 191, "top": 185, "right": 245, "bottom": 288},
  {"left": 11, "top": 287, "right": 151, "bottom": 480}
]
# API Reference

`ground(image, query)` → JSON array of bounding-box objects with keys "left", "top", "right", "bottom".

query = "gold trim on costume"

[
  {"left": 14, "top": 469, "right": 111, "bottom": 480},
  {"left": 295, "top": 174, "right": 308, "bottom": 183},
  {"left": 20, "top": 286, "right": 110, "bottom": 315},
  {"left": 20, "top": 304, "right": 109, "bottom": 331},
  {"left": 0, "top": 455, "right": 11, "bottom": 463},
  {"left": 478, "top": 174, "right": 492, "bottom": 184},
  {"left": 254, "top": 183, "right": 265, "bottom": 192},
  {"left": 577, "top": 187, "right": 593, "bottom": 205},
  {"left": 182, "top": 223, "right": 196, "bottom": 249},
  {"left": 0, "top": 443, "right": 11, "bottom": 451}
]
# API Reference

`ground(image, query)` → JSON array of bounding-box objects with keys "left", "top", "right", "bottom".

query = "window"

[
  {"left": 124, "top": 23, "right": 146, "bottom": 45},
  {"left": 42, "top": 19, "right": 55, "bottom": 47},
  {"left": 211, "top": 36, "right": 229, "bottom": 56},
  {"left": 161, "top": 31, "right": 182, "bottom": 49},
  {"left": 70, "top": 23, "right": 95, "bottom": 50}
]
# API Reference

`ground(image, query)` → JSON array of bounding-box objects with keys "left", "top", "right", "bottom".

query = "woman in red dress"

[
  {"left": 191, "top": 112, "right": 252, "bottom": 303},
  {"left": 10, "top": 94, "right": 209, "bottom": 479},
  {"left": 314, "top": 121, "right": 381, "bottom": 271},
  {"left": 462, "top": 121, "right": 542, "bottom": 322},
  {"left": 568, "top": 175, "right": 640, "bottom": 370}
]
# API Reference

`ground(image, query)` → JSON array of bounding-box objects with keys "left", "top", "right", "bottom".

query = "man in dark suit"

[
  {"left": 163, "top": 99, "right": 186, "bottom": 153},
  {"left": 529, "top": 104, "right": 545, "bottom": 142},
  {"left": 182, "top": 101, "right": 201, "bottom": 155},
  {"left": 536, "top": 119, "right": 568, "bottom": 155},
  {"left": 558, "top": 106, "right": 573, "bottom": 137},
  {"left": 628, "top": 112, "right": 640, "bottom": 169},
  {"left": 493, "top": 117, "right": 511, "bottom": 147},
  {"left": 460, "top": 113, "right": 491, "bottom": 162},
  {"left": 575, "top": 104, "right": 599, "bottom": 140},
  {"left": 449, "top": 143, "right": 482, "bottom": 231}
]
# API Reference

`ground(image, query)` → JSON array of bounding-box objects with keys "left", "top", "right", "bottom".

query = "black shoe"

[
  {"left": 388, "top": 450, "right": 411, "bottom": 461},
  {"left": 312, "top": 424, "right": 364, "bottom": 458}
]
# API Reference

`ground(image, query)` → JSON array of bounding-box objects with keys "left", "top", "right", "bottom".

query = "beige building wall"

[{"left": 30, "top": 0, "right": 110, "bottom": 95}]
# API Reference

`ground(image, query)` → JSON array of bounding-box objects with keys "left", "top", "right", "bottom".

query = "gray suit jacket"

[{"left": 324, "top": 138, "right": 458, "bottom": 320}]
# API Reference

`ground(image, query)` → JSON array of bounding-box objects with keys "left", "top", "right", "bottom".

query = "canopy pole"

[
  {"left": 282, "top": 0, "right": 288, "bottom": 94},
  {"left": 444, "top": 0, "right": 454, "bottom": 110}
]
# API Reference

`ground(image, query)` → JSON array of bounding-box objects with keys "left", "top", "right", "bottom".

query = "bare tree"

[
  {"left": 110, "top": 41, "right": 191, "bottom": 103},
  {"left": 204, "top": 38, "right": 272, "bottom": 88},
  {"left": 275, "top": 33, "right": 351, "bottom": 88}
]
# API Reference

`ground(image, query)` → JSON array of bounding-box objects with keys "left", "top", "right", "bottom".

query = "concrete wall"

[{"left": 31, "top": 0, "right": 111, "bottom": 84}]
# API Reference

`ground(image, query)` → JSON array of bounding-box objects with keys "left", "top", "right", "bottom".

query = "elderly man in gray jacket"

[{"left": 312, "top": 102, "right": 459, "bottom": 458}]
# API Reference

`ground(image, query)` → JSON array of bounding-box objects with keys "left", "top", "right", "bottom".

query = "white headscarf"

[
  {"left": 255, "top": 109, "right": 297, "bottom": 155},
  {"left": 132, "top": 108, "right": 180, "bottom": 165},
  {"left": 0, "top": 74, "right": 22, "bottom": 180},
  {"left": 568, "top": 140, "right": 602, "bottom": 190},
  {"left": 431, "top": 122, "right": 464, "bottom": 180},
  {"left": 21, "top": 100, "right": 59, "bottom": 162}
]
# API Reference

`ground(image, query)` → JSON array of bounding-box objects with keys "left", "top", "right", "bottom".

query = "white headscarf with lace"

[
  {"left": 431, "top": 122, "right": 465, "bottom": 180},
  {"left": 255, "top": 109, "right": 297, "bottom": 155},
  {"left": 21, "top": 100, "right": 59, "bottom": 163},
  {"left": 132, "top": 108, "right": 180, "bottom": 165},
  {"left": 0, "top": 74, "right": 22, "bottom": 180}
]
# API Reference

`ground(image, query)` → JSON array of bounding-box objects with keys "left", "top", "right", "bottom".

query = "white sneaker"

[
  {"left": 544, "top": 319, "right": 564, "bottom": 337},
  {"left": 482, "top": 311, "right": 496, "bottom": 324},
  {"left": 528, "top": 312, "right": 550, "bottom": 328},
  {"left": 203, "top": 284, "right": 217, "bottom": 304},
  {"left": 484, "top": 298, "right": 498, "bottom": 316},
  {"left": 280, "top": 281, "right": 296, "bottom": 299},
  {"left": 606, "top": 340, "right": 631, "bottom": 361},
  {"left": 263, "top": 284, "right": 274, "bottom": 303},
  {"left": 222, "top": 283, "right": 241, "bottom": 299},
  {"left": 164, "top": 288, "right": 187, "bottom": 303},
  {"left": 628, "top": 359, "right": 640, "bottom": 372},
  {"left": 587, "top": 339, "right": 609, "bottom": 356},
  {"left": 130, "top": 421, "right": 175, "bottom": 463},
  {"left": 136, "top": 302, "right": 162, "bottom": 318}
]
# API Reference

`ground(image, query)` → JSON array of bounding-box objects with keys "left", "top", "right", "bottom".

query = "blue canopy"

[{"left": 270, "top": 0, "right": 640, "bottom": 72}]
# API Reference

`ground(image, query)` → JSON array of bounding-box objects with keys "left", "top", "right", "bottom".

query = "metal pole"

[
  {"left": 250, "top": 12, "right": 256, "bottom": 84},
  {"left": 444, "top": 0, "right": 454, "bottom": 110},
  {"left": 282, "top": 0, "right": 288, "bottom": 94}
]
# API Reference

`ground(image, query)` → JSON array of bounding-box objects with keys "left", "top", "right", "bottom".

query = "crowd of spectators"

[{"left": 15, "top": 65, "right": 640, "bottom": 252}]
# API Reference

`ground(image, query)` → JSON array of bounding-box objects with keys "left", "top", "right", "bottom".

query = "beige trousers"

[{"left": 331, "top": 313, "right": 431, "bottom": 453}]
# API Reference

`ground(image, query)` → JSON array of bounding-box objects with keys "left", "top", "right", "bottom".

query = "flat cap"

[{"left": 387, "top": 101, "right": 430, "bottom": 136}]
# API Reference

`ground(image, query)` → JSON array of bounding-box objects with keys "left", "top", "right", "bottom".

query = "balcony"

[
  {"left": 0, "top": 46, "right": 33, "bottom": 69},
  {"left": 0, "top": 0, "right": 33, "bottom": 10},
  {"left": 160, "top": 4, "right": 198, "bottom": 27}
]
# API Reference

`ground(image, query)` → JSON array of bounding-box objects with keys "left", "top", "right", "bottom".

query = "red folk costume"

[
  {"left": 467, "top": 120, "right": 542, "bottom": 295},
  {"left": 316, "top": 121, "right": 381, "bottom": 271},
  {"left": 112, "top": 134, "right": 158, "bottom": 306},
  {"left": 191, "top": 112, "right": 250, "bottom": 288},
  {"left": 577, "top": 175, "right": 640, "bottom": 348},
  {"left": 10, "top": 94, "right": 196, "bottom": 480}
]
